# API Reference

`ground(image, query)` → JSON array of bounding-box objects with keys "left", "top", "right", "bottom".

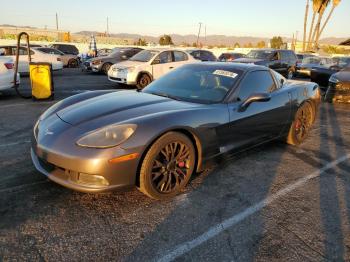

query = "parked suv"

[
  {"left": 235, "top": 49, "right": 298, "bottom": 79},
  {"left": 108, "top": 48, "right": 197, "bottom": 89},
  {"left": 49, "top": 44, "right": 79, "bottom": 56},
  {"left": 89, "top": 47, "right": 143, "bottom": 74}
]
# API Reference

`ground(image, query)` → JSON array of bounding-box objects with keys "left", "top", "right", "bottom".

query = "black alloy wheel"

[
  {"left": 139, "top": 132, "right": 195, "bottom": 199},
  {"left": 286, "top": 102, "right": 314, "bottom": 145}
]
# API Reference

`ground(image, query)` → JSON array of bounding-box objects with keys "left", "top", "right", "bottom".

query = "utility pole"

[
  {"left": 196, "top": 22, "right": 202, "bottom": 48},
  {"left": 106, "top": 17, "right": 109, "bottom": 37},
  {"left": 204, "top": 25, "right": 207, "bottom": 46},
  {"left": 55, "top": 13, "right": 59, "bottom": 31}
]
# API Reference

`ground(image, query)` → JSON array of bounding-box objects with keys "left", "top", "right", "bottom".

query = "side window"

[
  {"left": 0, "top": 47, "right": 5, "bottom": 56},
  {"left": 279, "top": 51, "right": 288, "bottom": 60},
  {"left": 271, "top": 70, "right": 286, "bottom": 89},
  {"left": 201, "top": 51, "right": 216, "bottom": 61},
  {"left": 271, "top": 52, "right": 279, "bottom": 61},
  {"left": 191, "top": 51, "right": 201, "bottom": 60},
  {"left": 12, "top": 47, "right": 28, "bottom": 55},
  {"left": 173, "top": 51, "right": 188, "bottom": 62},
  {"left": 157, "top": 51, "right": 173, "bottom": 64},
  {"left": 237, "top": 71, "right": 276, "bottom": 101},
  {"left": 288, "top": 51, "right": 297, "bottom": 61}
]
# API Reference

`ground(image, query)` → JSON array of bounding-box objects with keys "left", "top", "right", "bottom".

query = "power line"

[{"left": 196, "top": 22, "right": 202, "bottom": 47}]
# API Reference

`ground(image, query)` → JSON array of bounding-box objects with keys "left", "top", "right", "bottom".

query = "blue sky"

[{"left": 1, "top": 0, "right": 349, "bottom": 38}]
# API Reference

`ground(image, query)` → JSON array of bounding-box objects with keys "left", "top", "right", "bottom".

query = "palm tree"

[
  {"left": 310, "top": 0, "right": 330, "bottom": 50},
  {"left": 303, "top": 0, "right": 310, "bottom": 51},
  {"left": 316, "top": 0, "right": 341, "bottom": 45},
  {"left": 306, "top": 0, "right": 323, "bottom": 50}
]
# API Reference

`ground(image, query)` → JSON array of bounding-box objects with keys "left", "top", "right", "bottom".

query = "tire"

[
  {"left": 139, "top": 132, "right": 196, "bottom": 200},
  {"left": 68, "top": 59, "right": 78, "bottom": 68},
  {"left": 287, "top": 68, "right": 295, "bottom": 80},
  {"left": 286, "top": 102, "right": 314, "bottom": 145},
  {"left": 136, "top": 74, "right": 151, "bottom": 89},
  {"left": 102, "top": 63, "right": 112, "bottom": 75}
]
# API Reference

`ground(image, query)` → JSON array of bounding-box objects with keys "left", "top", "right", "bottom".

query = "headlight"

[
  {"left": 76, "top": 124, "right": 136, "bottom": 148},
  {"left": 91, "top": 60, "right": 102, "bottom": 65},
  {"left": 329, "top": 75, "right": 339, "bottom": 83},
  {"left": 127, "top": 66, "right": 135, "bottom": 72}
]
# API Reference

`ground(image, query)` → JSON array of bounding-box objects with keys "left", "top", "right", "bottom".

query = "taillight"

[{"left": 4, "top": 63, "right": 14, "bottom": 69}]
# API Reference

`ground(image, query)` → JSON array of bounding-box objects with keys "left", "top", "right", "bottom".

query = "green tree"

[
  {"left": 234, "top": 42, "right": 240, "bottom": 48},
  {"left": 134, "top": 38, "right": 147, "bottom": 46},
  {"left": 159, "top": 35, "right": 174, "bottom": 46},
  {"left": 256, "top": 41, "right": 266, "bottom": 48},
  {"left": 247, "top": 42, "right": 253, "bottom": 48},
  {"left": 270, "top": 36, "right": 284, "bottom": 49}
]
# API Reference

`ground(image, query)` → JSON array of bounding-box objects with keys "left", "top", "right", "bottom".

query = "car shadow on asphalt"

[{"left": 318, "top": 103, "right": 350, "bottom": 261}]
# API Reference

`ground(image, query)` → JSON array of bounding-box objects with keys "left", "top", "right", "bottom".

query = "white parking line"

[
  {"left": 0, "top": 140, "right": 31, "bottom": 148},
  {"left": 157, "top": 154, "right": 350, "bottom": 262}
]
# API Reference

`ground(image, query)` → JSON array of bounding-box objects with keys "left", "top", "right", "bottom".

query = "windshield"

[
  {"left": 130, "top": 50, "right": 159, "bottom": 62},
  {"left": 109, "top": 49, "right": 126, "bottom": 58},
  {"left": 302, "top": 57, "right": 322, "bottom": 64},
  {"left": 143, "top": 64, "right": 242, "bottom": 104},
  {"left": 246, "top": 50, "right": 274, "bottom": 59},
  {"left": 333, "top": 57, "right": 350, "bottom": 68},
  {"left": 37, "top": 48, "right": 63, "bottom": 55}
]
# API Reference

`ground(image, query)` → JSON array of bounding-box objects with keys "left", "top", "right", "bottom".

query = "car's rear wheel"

[
  {"left": 68, "top": 59, "right": 78, "bottom": 68},
  {"left": 136, "top": 74, "right": 151, "bottom": 89},
  {"left": 139, "top": 132, "right": 195, "bottom": 200},
  {"left": 102, "top": 63, "right": 112, "bottom": 74},
  {"left": 286, "top": 102, "right": 314, "bottom": 145}
]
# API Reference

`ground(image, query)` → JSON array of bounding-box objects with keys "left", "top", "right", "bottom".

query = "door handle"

[{"left": 169, "top": 67, "right": 174, "bottom": 69}]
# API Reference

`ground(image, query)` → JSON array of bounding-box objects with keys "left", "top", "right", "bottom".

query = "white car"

[
  {"left": 108, "top": 49, "right": 197, "bottom": 88},
  {"left": 0, "top": 57, "right": 20, "bottom": 91},
  {"left": 0, "top": 45, "right": 64, "bottom": 74}
]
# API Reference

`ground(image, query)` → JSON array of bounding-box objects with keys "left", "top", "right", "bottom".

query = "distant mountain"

[
  {"left": 75, "top": 31, "right": 288, "bottom": 46},
  {"left": 318, "top": 37, "right": 348, "bottom": 45},
  {"left": 0, "top": 24, "right": 38, "bottom": 29}
]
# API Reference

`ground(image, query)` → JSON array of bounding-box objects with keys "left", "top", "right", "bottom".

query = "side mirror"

[
  {"left": 280, "top": 78, "right": 285, "bottom": 86},
  {"left": 152, "top": 58, "right": 161, "bottom": 65},
  {"left": 239, "top": 93, "right": 271, "bottom": 112}
]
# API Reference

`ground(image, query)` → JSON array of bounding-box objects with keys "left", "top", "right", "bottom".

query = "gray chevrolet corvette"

[{"left": 31, "top": 63, "right": 320, "bottom": 199}]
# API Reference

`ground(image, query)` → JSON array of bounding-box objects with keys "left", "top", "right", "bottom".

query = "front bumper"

[
  {"left": 297, "top": 69, "right": 311, "bottom": 77},
  {"left": 31, "top": 128, "right": 140, "bottom": 193},
  {"left": 108, "top": 69, "right": 137, "bottom": 85}
]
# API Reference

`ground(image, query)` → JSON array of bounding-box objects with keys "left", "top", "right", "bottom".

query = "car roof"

[
  {"left": 195, "top": 62, "right": 267, "bottom": 72},
  {"left": 146, "top": 48, "right": 189, "bottom": 52}
]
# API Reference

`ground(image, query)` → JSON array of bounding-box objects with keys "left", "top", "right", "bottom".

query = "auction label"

[{"left": 213, "top": 70, "right": 238, "bottom": 79}]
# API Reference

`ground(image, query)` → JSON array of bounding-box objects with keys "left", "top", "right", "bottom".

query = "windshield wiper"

[{"left": 148, "top": 92, "right": 181, "bottom": 101}]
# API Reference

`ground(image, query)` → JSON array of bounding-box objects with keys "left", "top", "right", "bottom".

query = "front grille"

[
  {"left": 110, "top": 77, "right": 122, "bottom": 81},
  {"left": 38, "top": 157, "right": 56, "bottom": 173}
]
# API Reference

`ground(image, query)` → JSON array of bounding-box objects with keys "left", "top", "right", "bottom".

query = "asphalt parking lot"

[{"left": 1, "top": 68, "right": 350, "bottom": 261}]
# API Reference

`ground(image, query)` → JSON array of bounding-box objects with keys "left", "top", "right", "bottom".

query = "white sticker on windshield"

[{"left": 213, "top": 70, "right": 238, "bottom": 79}]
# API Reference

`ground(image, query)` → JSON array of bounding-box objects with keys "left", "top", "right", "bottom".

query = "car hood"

[
  {"left": 56, "top": 91, "right": 200, "bottom": 128},
  {"left": 332, "top": 69, "right": 350, "bottom": 82},
  {"left": 234, "top": 58, "right": 264, "bottom": 64},
  {"left": 114, "top": 60, "right": 147, "bottom": 68}
]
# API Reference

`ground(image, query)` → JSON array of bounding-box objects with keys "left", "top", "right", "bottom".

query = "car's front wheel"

[
  {"left": 287, "top": 68, "right": 295, "bottom": 80},
  {"left": 102, "top": 63, "right": 112, "bottom": 74},
  {"left": 136, "top": 74, "right": 151, "bottom": 89},
  {"left": 139, "top": 132, "right": 196, "bottom": 200},
  {"left": 68, "top": 59, "right": 79, "bottom": 68},
  {"left": 286, "top": 102, "right": 314, "bottom": 145}
]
